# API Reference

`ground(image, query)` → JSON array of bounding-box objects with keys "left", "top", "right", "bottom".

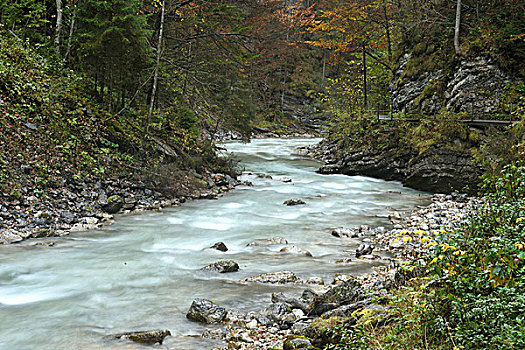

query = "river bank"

[
  {"left": 0, "top": 171, "right": 239, "bottom": 245},
  {"left": 184, "top": 193, "right": 479, "bottom": 350}
]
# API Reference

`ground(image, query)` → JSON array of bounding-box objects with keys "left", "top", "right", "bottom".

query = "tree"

[
  {"left": 75, "top": 0, "right": 150, "bottom": 111},
  {"left": 54, "top": 0, "right": 63, "bottom": 56},
  {"left": 147, "top": 0, "right": 166, "bottom": 132},
  {"left": 454, "top": 0, "right": 461, "bottom": 55}
]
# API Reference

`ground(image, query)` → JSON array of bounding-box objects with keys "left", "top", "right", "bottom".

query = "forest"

[{"left": 1, "top": 0, "right": 525, "bottom": 349}]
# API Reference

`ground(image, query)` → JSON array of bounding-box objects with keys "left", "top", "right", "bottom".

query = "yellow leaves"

[
  {"left": 421, "top": 237, "right": 431, "bottom": 244},
  {"left": 426, "top": 241, "right": 437, "bottom": 248},
  {"left": 516, "top": 217, "right": 525, "bottom": 224},
  {"left": 514, "top": 242, "right": 525, "bottom": 250},
  {"left": 402, "top": 236, "right": 413, "bottom": 243}
]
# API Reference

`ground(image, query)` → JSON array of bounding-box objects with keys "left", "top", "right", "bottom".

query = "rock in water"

[
  {"left": 244, "top": 271, "right": 299, "bottom": 284},
  {"left": 280, "top": 246, "right": 312, "bottom": 257},
  {"left": 210, "top": 241, "right": 228, "bottom": 252},
  {"left": 356, "top": 243, "right": 373, "bottom": 258},
  {"left": 113, "top": 329, "right": 171, "bottom": 345},
  {"left": 200, "top": 260, "right": 239, "bottom": 273},
  {"left": 283, "top": 199, "right": 306, "bottom": 206},
  {"left": 247, "top": 237, "right": 288, "bottom": 246},
  {"left": 187, "top": 298, "right": 227, "bottom": 323}
]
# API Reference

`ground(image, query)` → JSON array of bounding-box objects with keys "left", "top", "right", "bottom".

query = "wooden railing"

[{"left": 368, "top": 108, "right": 518, "bottom": 127}]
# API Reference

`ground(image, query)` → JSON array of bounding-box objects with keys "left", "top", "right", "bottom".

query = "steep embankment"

[
  {"left": 315, "top": 141, "right": 482, "bottom": 194},
  {"left": 0, "top": 36, "right": 237, "bottom": 244},
  {"left": 312, "top": 45, "right": 523, "bottom": 194}
]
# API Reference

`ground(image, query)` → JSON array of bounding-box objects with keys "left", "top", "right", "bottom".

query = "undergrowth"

[{"left": 325, "top": 160, "right": 525, "bottom": 350}]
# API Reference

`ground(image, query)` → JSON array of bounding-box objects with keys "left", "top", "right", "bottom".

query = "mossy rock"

[
  {"left": 352, "top": 305, "right": 392, "bottom": 328},
  {"left": 304, "top": 316, "right": 350, "bottom": 348},
  {"left": 283, "top": 335, "right": 313, "bottom": 350}
]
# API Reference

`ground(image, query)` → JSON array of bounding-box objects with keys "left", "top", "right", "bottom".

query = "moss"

[
  {"left": 283, "top": 335, "right": 311, "bottom": 350},
  {"left": 352, "top": 306, "right": 391, "bottom": 327}
]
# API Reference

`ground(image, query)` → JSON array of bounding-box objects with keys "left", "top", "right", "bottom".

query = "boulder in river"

[
  {"left": 112, "top": 329, "right": 171, "bottom": 345},
  {"left": 280, "top": 246, "right": 312, "bottom": 257},
  {"left": 201, "top": 260, "right": 239, "bottom": 273},
  {"left": 355, "top": 243, "right": 374, "bottom": 258},
  {"left": 209, "top": 241, "right": 228, "bottom": 252},
  {"left": 247, "top": 237, "right": 288, "bottom": 246},
  {"left": 283, "top": 199, "right": 306, "bottom": 206},
  {"left": 187, "top": 298, "right": 227, "bottom": 324},
  {"left": 244, "top": 271, "right": 299, "bottom": 284}
]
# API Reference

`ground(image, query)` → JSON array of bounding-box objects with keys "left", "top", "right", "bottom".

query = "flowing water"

[{"left": 0, "top": 138, "right": 429, "bottom": 349}]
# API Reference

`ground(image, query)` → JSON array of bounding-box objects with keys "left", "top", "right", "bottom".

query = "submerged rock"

[
  {"left": 187, "top": 298, "right": 227, "bottom": 324},
  {"left": 244, "top": 271, "right": 299, "bottom": 284},
  {"left": 201, "top": 260, "right": 239, "bottom": 273},
  {"left": 113, "top": 329, "right": 171, "bottom": 345},
  {"left": 283, "top": 199, "right": 306, "bottom": 206}
]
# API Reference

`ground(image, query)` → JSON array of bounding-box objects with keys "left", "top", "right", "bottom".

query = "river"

[{"left": 0, "top": 138, "right": 429, "bottom": 349}]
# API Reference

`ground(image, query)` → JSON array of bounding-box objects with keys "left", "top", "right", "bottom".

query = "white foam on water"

[
  {"left": 167, "top": 217, "right": 185, "bottom": 224},
  {"left": 190, "top": 221, "right": 232, "bottom": 231},
  {"left": 321, "top": 182, "right": 347, "bottom": 190},
  {"left": 223, "top": 202, "right": 244, "bottom": 209}
]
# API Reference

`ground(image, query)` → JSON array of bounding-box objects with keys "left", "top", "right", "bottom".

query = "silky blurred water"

[{"left": 0, "top": 138, "right": 429, "bottom": 349}]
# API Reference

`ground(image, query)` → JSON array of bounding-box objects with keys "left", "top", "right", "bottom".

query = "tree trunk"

[
  {"left": 383, "top": 0, "right": 392, "bottom": 62},
  {"left": 454, "top": 0, "right": 461, "bottom": 55},
  {"left": 363, "top": 44, "right": 367, "bottom": 110},
  {"left": 63, "top": 4, "right": 77, "bottom": 62},
  {"left": 54, "top": 0, "right": 63, "bottom": 57},
  {"left": 147, "top": 0, "right": 166, "bottom": 133}
]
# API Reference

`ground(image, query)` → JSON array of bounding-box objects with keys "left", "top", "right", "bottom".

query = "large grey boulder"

[
  {"left": 186, "top": 298, "right": 227, "bottom": 324},
  {"left": 308, "top": 278, "right": 363, "bottom": 316}
]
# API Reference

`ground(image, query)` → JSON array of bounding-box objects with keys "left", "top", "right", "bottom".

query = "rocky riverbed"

[
  {"left": 177, "top": 193, "right": 480, "bottom": 350},
  {"left": 0, "top": 171, "right": 239, "bottom": 244}
]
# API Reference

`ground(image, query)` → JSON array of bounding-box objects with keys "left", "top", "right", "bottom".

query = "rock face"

[
  {"left": 113, "top": 329, "right": 171, "bottom": 345},
  {"left": 391, "top": 54, "right": 520, "bottom": 115},
  {"left": 318, "top": 143, "right": 483, "bottom": 194},
  {"left": 201, "top": 260, "right": 239, "bottom": 273},
  {"left": 187, "top": 298, "right": 227, "bottom": 324}
]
